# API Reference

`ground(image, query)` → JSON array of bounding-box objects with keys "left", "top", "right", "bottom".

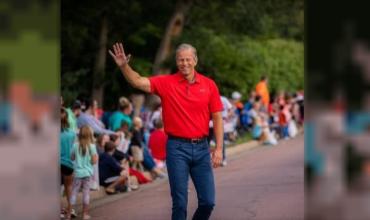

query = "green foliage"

[
  {"left": 174, "top": 28, "right": 303, "bottom": 99},
  {"left": 61, "top": 69, "right": 91, "bottom": 106},
  {"left": 188, "top": 0, "right": 304, "bottom": 40},
  {"left": 61, "top": 0, "right": 303, "bottom": 106}
]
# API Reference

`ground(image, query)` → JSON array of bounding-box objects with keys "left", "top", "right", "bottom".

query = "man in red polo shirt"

[{"left": 109, "top": 42, "right": 223, "bottom": 220}]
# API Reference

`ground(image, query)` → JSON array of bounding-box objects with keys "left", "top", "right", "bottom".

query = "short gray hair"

[{"left": 176, "top": 43, "right": 198, "bottom": 62}]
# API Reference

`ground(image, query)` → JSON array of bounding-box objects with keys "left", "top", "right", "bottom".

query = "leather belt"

[{"left": 168, "top": 135, "right": 208, "bottom": 144}]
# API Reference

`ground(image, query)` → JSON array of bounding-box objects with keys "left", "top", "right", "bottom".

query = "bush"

[{"left": 174, "top": 28, "right": 303, "bottom": 99}]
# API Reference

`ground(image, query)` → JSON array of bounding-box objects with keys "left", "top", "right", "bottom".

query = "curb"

[
  {"left": 67, "top": 138, "right": 268, "bottom": 213},
  {"left": 84, "top": 128, "right": 305, "bottom": 211},
  {"left": 226, "top": 140, "right": 260, "bottom": 157}
]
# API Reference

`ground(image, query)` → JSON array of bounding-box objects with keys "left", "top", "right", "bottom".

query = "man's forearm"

[
  {"left": 119, "top": 64, "right": 142, "bottom": 88},
  {"left": 119, "top": 63, "right": 151, "bottom": 93},
  {"left": 212, "top": 112, "right": 224, "bottom": 150}
]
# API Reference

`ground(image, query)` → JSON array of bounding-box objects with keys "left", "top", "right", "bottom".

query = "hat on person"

[{"left": 231, "top": 91, "right": 242, "bottom": 100}]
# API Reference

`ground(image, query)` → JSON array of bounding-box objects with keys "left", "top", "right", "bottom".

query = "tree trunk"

[
  {"left": 92, "top": 16, "right": 108, "bottom": 106},
  {"left": 152, "top": 0, "right": 193, "bottom": 75},
  {"left": 146, "top": 0, "right": 193, "bottom": 111},
  {"left": 130, "top": 94, "right": 145, "bottom": 118}
]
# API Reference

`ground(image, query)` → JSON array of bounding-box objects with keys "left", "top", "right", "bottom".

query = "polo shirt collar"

[{"left": 177, "top": 71, "right": 201, "bottom": 84}]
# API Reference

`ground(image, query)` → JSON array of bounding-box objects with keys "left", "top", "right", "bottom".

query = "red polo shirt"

[{"left": 149, "top": 71, "right": 223, "bottom": 138}]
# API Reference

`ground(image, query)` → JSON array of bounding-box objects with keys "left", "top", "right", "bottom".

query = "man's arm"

[
  {"left": 211, "top": 111, "right": 223, "bottom": 167},
  {"left": 109, "top": 43, "right": 151, "bottom": 93}
]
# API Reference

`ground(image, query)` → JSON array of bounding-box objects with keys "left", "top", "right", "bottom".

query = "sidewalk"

[
  {"left": 63, "top": 126, "right": 304, "bottom": 218},
  {"left": 63, "top": 137, "right": 271, "bottom": 216}
]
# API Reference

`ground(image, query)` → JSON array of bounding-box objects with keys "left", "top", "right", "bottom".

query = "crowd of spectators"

[
  {"left": 60, "top": 96, "right": 167, "bottom": 219},
  {"left": 59, "top": 77, "right": 304, "bottom": 218}
]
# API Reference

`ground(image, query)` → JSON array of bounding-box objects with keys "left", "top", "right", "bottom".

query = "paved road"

[{"left": 90, "top": 135, "right": 304, "bottom": 220}]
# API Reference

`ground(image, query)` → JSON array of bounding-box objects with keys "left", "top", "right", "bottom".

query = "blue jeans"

[
  {"left": 166, "top": 138, "right": 215, "bottom": 220},
  {"left": 142, "top": 145, "right": 156, "bottom": 170}
]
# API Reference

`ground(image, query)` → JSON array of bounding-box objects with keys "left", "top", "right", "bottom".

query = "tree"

[
  {"left": 152, "top": 0, "right": 193, "bottom": 74},
  {"left": 61, "top": 0, "right": 304, "bottom": 106},
  {"left": 92, "top": 15, "right": 108, "bottom": 105}
]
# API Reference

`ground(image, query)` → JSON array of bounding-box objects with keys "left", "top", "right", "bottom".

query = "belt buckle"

[{"left": 191, "top": 138, "right": 198, "bottom": 144}]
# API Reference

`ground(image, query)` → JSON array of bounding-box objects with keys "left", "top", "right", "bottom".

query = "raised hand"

[{"left": 108, "top": 42, "right": 131, "bottom": 67}]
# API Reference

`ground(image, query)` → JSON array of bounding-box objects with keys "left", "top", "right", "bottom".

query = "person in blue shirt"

[
  {"left": 75, "top": 99, "right": 115, "bottom": 135},
  {"left": 69, "top": 125, "right": 98, "bottom": 220},
  {"left": 99, "top": 141, "right": 128, "bottom": 194},
  {"left": 108, "top": 97, "right": 133, "bottom": 131},
  {"left": 60, "top": 108, "right": 76, "bottom": 219}
]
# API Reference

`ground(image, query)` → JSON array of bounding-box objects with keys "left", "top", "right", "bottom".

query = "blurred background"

[
  {"left": 0, "top": 0, "right": 308, "bottom": 219},
  {"left": 305, "top": 1, "right": 370, "bottom": 219},
  {"left": 0, "top": 0, "right": 59, "bottom": 219},
  {"left": 61, "top": 0, "right": 303, "bottom": 109}
]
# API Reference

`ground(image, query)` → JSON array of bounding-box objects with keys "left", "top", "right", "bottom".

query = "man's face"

[{"left": 176, "top": 49, "right": 197, "bottom": 76}]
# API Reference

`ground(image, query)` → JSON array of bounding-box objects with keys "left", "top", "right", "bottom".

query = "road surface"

[{"left": 90, "top": 134, "right": 304, "bottom": 220}]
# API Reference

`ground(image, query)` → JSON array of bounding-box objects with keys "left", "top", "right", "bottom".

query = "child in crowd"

[
  {"left": 250, "top": 102, "right": 277, "bottom": 145},
  {"left": 60, "top": 108, "right": 76, "bottom": 219},
  {"left": 131, "top": 116, "right": 167, "bottom": 178},
  {"left": 148, "top": 118, "right": 167, "bottom": 168},
  {"left": 99, "top": 141, "right": 130, "bottom": 194},
  {"left": 130, "top": 117, "right": 145, "bottom": 171},
  {"left": 106, "top": 137, "right": 151, "bottom": 187},
  {"left": 278, "top": 105, "right": 289, "bottom": 139},
  {"left": 69, "top": 125, "right": 98, "bottom": 220},
  {"left": 116, "top": 121, "right": 131, "bottom": 154},
  {"left": 96, "top": 134, "right": 110, "bottom": 155}
]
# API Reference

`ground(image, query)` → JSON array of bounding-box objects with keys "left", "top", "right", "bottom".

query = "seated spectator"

[
  {"left": 251, "top": 115, "right": 263, "bottom": 140},
  {"left": 116, "top": 121, "right": 131, "bottom": 154},
  {"left": 110, "top": 133, "right": 130, "bottom": 162},
  {"left": 278, "top": 105, "right": 289, "bottom": 139},
  {"left": 130, "top": 117, "right": 167, "bottom": 179},
  {"left": 240, "top": 91, "right": 256, "bottom": 130},
  {"left": 130, "top": 117, "right": 145, "bottom": 171},
  {"left": 148, "top": 103, "right": 162, "bottom": 132},
  {"left": 99, "top": 141, "right": 128, "bottom": 194},
  {"left": 109, "top": 97, "right": 133, "bottom": 132},
  {"left": 106, "top": 138, "right": 150, "bottom": 186},
  {"left": 148, "top": 118, "right": 167, "bottom": 167},
  {"left": 96, "top": 134, "right": 110, "bottom": 155},
  {"left": 76, "top": 99, "right": 115, "bottom": 135},
  {"left": 250, "top": 102, "right": 277, "bottom": 145},
  {"left": 92, "top": 99, "right": 104, "bottom": 120},
  {"left": 260, "top": 114, "right": 278, "bottom": 145},
  {"left": 130, "top": 117, "right": 145, "bottom": 149}
]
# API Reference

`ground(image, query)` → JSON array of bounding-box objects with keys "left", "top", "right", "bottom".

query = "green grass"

[
  {"left": 227, "top": 132, "right": 253, "bottom": 148},
  {"left": 0, "top": 32, "right": 59, "bottom": 94}
]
